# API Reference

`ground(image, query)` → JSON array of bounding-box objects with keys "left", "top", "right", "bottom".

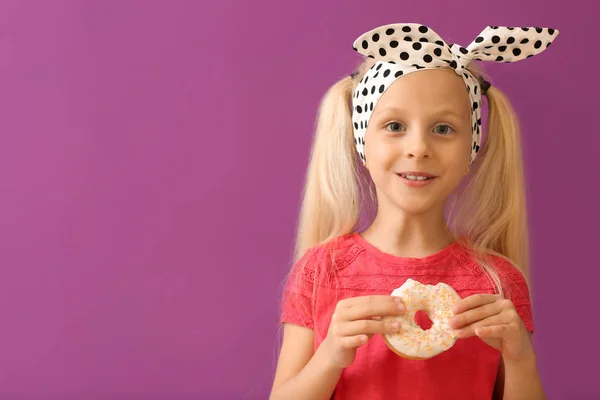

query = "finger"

[
  {"left": 453, "top": 293, "right": 501, "bottom": 314},
  {"left": 454, "top": 313, "right": 512, "bottom": 338},
  {"left": 449, "top": 300, "right": 503, "bottom": 329},
  {"left": 344, "top": 298, "right": 405, "bottom": 321},
  {"left": 339, "top": 334, "right": 369, "bottom": 349},
  {"left": 474, "top": 324, "right": 511, "bottom": 339},
  {"left": 338, "top": 318, "right": 401, "bottom": 337},
  {"left": 342, "top": 295, "right": 403, "bottom": 309}
]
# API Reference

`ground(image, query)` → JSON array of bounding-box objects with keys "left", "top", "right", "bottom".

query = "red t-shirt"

[{"left": 280, "top": 232, "right": 534, "bottom": 400}]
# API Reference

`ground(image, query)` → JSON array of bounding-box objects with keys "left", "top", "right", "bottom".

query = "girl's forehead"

[{"left": 375, "top": 69, "right": 471, "bottom": 110}]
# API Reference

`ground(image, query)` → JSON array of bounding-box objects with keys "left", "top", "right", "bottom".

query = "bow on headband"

[{"left": 350, "top": 24, "right": 559, "bottom": 164}]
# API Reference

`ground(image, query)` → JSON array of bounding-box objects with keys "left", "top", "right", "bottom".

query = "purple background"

[{"left": 0, "top": 0, "right": 597, "bottom": 399}]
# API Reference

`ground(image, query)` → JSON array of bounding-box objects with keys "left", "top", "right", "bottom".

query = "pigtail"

[
  {"left": 293, "top": 75, "right": 362, "bottom": 263},
  {"left": 450, "top": 83, "right": 530, "bottom": 294}
]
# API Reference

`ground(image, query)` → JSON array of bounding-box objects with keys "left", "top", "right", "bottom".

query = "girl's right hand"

[{"left": 321, "top": 295, "right": 405, "bottom": 368}]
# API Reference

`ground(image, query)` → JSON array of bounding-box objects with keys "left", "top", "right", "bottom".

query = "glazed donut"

[{"left": 382, "top": 279, "right": 462, "bottom": 360}]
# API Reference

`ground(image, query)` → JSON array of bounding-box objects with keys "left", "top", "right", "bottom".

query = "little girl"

[{"left": 271, "top": 23, "right": 559, "bottom": 400}]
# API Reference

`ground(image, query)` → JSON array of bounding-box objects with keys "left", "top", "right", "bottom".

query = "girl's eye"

[
  {"left": 434, "top": 125, "right": 454, "bottom": 135},
  {"left": 386, "top": 122, "right": 405, "bottom": 132}
]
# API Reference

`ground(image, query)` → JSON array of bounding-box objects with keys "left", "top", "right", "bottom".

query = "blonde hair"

[{"left": 293, "top": 57, "right": 530, "bottom": 294}]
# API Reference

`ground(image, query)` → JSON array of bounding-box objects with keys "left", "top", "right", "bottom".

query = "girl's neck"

[{"left": 361, "top": 208, "right": 455, "bottom": 259}]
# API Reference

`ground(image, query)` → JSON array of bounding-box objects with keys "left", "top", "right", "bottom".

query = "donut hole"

[{"left": 414, "top": 309, "right": 433, "bottom": 330}]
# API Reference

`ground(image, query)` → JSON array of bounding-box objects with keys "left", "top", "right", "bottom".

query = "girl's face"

[{"left": 363, "top": 68, "right": 473, "bottom": 216}]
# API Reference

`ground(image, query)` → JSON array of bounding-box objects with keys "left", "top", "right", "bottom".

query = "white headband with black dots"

[{"left": 351, "top": 24, "right": 559, "bottom": 165}]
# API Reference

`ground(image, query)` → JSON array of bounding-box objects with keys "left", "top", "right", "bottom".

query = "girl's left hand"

[{"left": 448, "top": 294, "right": 533, "bottom": 362}]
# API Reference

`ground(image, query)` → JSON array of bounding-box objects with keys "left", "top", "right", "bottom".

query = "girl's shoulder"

[
  {"left": 297, "top": 232, "right": 363, "bottom": 270},
  {"left": 453, "top": 238, "right": 527, "bottom": 279},
  {"left": 454, "top": 241, "right": 531, "bottom": 301},
  {"left": 473, "top": 248, "right": 528, "bottom": 284}
]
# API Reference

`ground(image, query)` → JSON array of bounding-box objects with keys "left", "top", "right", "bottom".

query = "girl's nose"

[{"left": 403, "top": 129, "right": 431, "bottom": 160}]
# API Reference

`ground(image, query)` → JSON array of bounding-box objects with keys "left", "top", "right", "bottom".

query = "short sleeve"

[
  {"left": 495, "top": 257, "right": 535, "bottom": 333},
  {"left": 279, "top": 249, "right": 318, "bottom": 329}
]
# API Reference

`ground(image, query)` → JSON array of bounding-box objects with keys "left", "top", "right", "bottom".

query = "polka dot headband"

[{"left": 351, "top": 24, "right": 559, "bottom": 164}]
